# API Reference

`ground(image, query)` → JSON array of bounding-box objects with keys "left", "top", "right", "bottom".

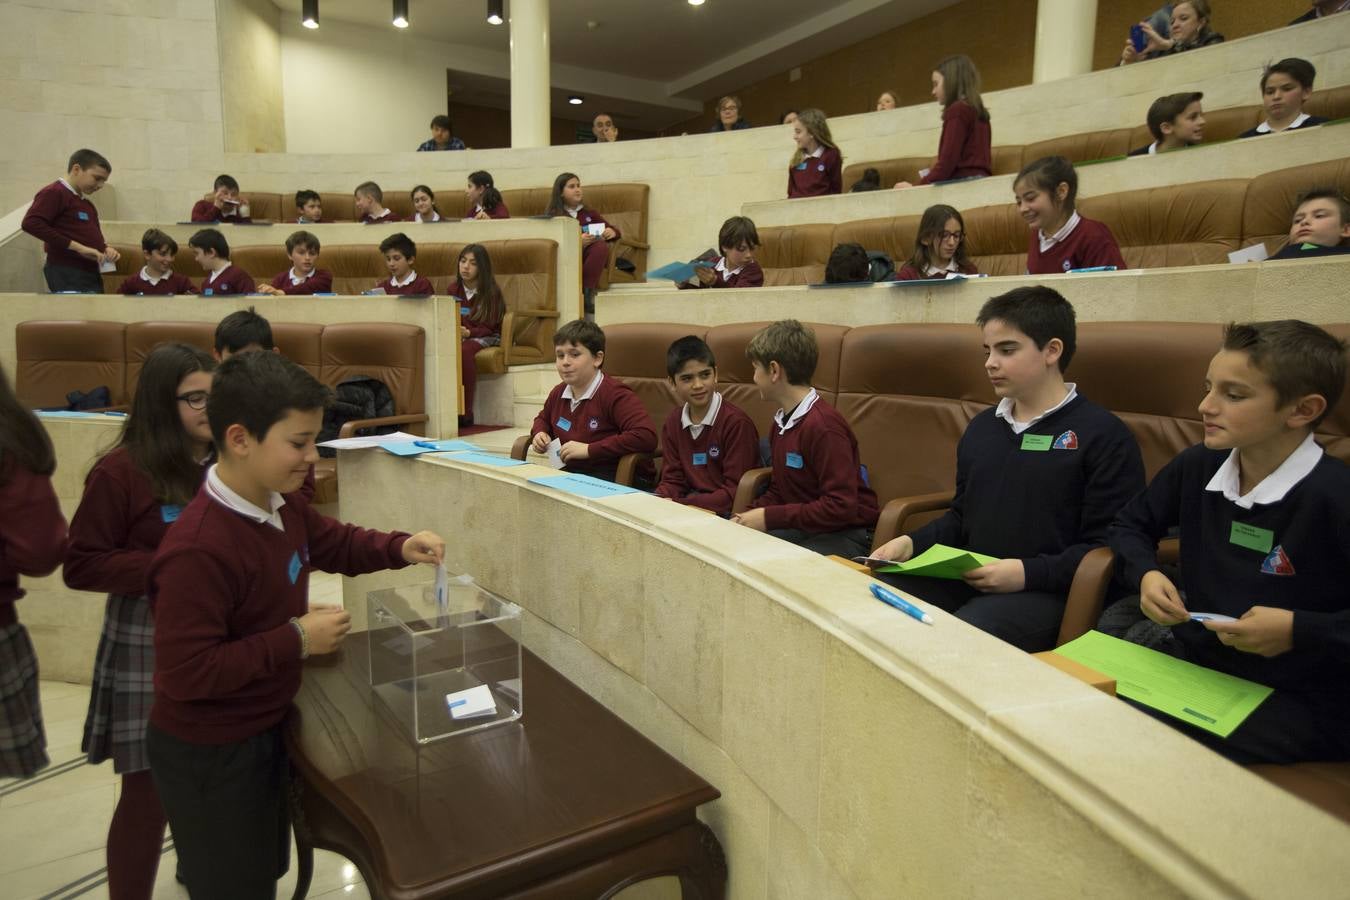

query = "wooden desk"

[{"left": 286, "top": 648, "right": 726, "bottom": 899}]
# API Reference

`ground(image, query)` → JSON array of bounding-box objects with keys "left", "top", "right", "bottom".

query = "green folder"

[
  {"left": 875, "top": 543, "right": 998, "bottom": 579},
  {"left": 1054, "top": 631, "right": 1273, "bottom": 738}
]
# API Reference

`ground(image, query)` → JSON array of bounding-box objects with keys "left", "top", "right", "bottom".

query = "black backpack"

[
  {"left": 866, "top": 251, "right": 895, "bottom": 282},
  {"left": 318, "top": 375, "right": 397, "bottom": 457}
]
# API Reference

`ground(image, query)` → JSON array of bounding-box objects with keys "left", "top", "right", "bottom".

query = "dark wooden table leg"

[
  {"left": 675, "top": 821, "right": 726, "bottom": 900},
  {"left": 288, "top": 775, "right": 315, "bottom": 900}
]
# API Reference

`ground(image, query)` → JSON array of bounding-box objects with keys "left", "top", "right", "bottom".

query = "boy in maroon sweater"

[
  {"left": 677, "top": 216, "right": 765, "bottom": 290},
  {"left": 145, "top": 350, "right": 444, "bottom": 898},
  {"left": 21, "top": 148, "right": 119, "bottom": 293},
  {"left": 528, "top": 320, "right": 658, "bottom": 482},
  {"left": 732, "top": 320, "right": 879, "bottom": 556},
  {"left": 117, "top": 228, "right": 197, "bottom": 295},
  {"left": 654, "top": 336, "right": 759, "bottom": 515},
  {"left": 189, "top": 229, "right": 256, "bottom": 296},
  {"left": 256, "top": 230, "right": 333, "bottom": 296},
  {"left": 190, "top": 174, "right": 252, "bottom": 224},
  {"left": 354, "top": 180, "right": 401, "bottom": 224},
  {"left": 375, "top": 232, "right": 434, "bottom": 295}
]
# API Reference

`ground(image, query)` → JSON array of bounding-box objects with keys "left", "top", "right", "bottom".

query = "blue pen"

[
  {"left": 869, "top": 582, "right": 933, "bottom": 625},
  {"left": 413, "top": 440, "right": 439, "bottom": 449}
]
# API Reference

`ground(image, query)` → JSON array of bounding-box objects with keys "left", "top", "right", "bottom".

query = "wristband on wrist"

[{"left": 290, "top": 616, "right": 310, "bottom": 660}]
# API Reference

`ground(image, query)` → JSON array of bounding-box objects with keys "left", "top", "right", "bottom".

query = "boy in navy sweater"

[
  {"left": 21, "top": 148, "right": 119, "bottom": 293},
  {"left": 1238, "top": 58, "right": 1329, "bottom": 139},
  {"left": 654, "top": 336, "right": 759, "bottom": 515},
  {"left": 1270, "top": 188, "right": 1350, "bottom": 260},
  {"left": 145, "top": 350, "right": 444, "bottom": 898},
  {"left": 873, "top": 287, "right": 1144, "bottom": 651},
  {"left": 1108, "top": 320, "right": 1350, "bottom": 764},
  {"left": 733, "top": 320, "right": 879, "bottom": 556}
]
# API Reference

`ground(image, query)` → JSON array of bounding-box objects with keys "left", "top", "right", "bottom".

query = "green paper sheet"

[
  {"left": 875, "top": 543, "right": 998, "bottom": 579},
  {"left": 1054, "top": 631, "right": 1273, "bottom": 738}
]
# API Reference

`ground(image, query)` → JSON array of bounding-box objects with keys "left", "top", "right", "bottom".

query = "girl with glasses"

[{"left": 897, "top": 204, "right": 979, "bottom": 281}]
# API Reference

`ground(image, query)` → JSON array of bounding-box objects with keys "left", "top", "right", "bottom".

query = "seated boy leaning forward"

[
  {"left": 189, "top": 229, "right": 255, "bottom": 296},
  {"left": 1104, "top": 320, "right": 1350, "bottom": 765},
  {"left": 1270, "top": 188, "right": 1350, "bottom": 260},
  {"left": 529, "top": 320, "right": 658, "bottom": 483},
  {"left": 731, "top": 320, "right": 879, "bottom": 557},
  {"left": 118, "top": 228, "right": 197, "bottom": 295},
  {"left": 677, "top": 216, "right": 764, "bottom": 290},
  {"left": 872, "top": 287, "right": 1145, "bottom": 651},
  {"left": 653, "top": 336, "right": 760, "bottom": 515},
  {"left": 144, "top": 350, "right": 444, "bottom": 898}
]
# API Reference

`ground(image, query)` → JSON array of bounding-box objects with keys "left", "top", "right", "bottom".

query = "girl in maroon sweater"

[
  {"left": 411, "top": 184, "right": 444, "bottom": 223},
  {"left": 1015, "top": 156, "right": 1127, "bottom": 275},
  {"left": 452, "top": 243, "right": 506, "bottom": 427},
  {"left": 787, "top": 108, "right": 843, "bottom": 199},
  {"left": 466, "top": 170, "right": 510, "bottom": 220},
  {"left": 0, "top": 364, "right": 69, "bottom": 780},
  {"left": 896, "top": 204, "right": 980, "bottom": 281},
  {"left": 64, "top": 343, "right": 215, "bottom": 900},
  {"left": 548, "top": 172, "right": 619, "bottom": 319},
  {"left": 895, "top": 55, "right": 992, "bottom": 189}
]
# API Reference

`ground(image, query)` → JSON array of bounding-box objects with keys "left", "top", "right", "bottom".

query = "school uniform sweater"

[
  {"left": 117, "top": 270, "right": 198, "bottom": 295},
  {"left": 1238, "top": 115, "right": 1329, "bottom": 139},
  {"left": 475, "top": 201, "right": 511, "bottom": 219},
  {"left": 0, "top": 463, "right": 67, "bottom": 628},
  {"left": 189, "top": 200, "right": 252, "bottom": 224},
  {"left": 751, "top": 397, "right": 879, "bottom": 533},
  {"left": 560, "top": 207, "right": 620, "bottom": 240},
  {"left": 531, "top": 375, "right": 657, "bottom": 481},
  {"left": 787, "top": 147, "right": 843, "bottom": 198},
  {"left": 919, "top": 101, "right": 992, "bottom": 184},
  {"left": 267, "top": 269, "right": 333, "bottom": 295},
  {"left": 360, "top": 210, "right": 403, "bottom": 224},
  {"left": 377, "top": 273, "right": 435, "bottom": 295},
  {"left": 894, "top": 260, "right": 978, "bottom": 281},
  {"left": 676, "top": 259, "right": 764, "bottom": 290},
  {"left": 1270, "top": 242, "right": 1350, "bottom": 260},
  {"left": 1110, "top": 444, "right": 1350, "bottom": 693},
  {"left": 147, "top": 489, "right": 409, "bottom": 744},
  {"left": 910, "top": 397, "right": 1144, "bottom": 594},
  {"left": 21, "top": 181, "right": 108, "bottom": 273},
  {"left": 199, "top": 264, "right": 256, "bottom": 296},
  {"left": 448, "top": 281, "right": 503, "bottom": 340},
  {"left": 1026, "top": 217, "right": 1127, "bottom": 275},
  {"left": 653, "top": 397, "right": 760, "bottom": 514}
]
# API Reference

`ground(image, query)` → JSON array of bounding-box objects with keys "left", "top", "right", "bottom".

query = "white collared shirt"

[
  {"left": 207, "top": 265, "right": 229, "bottom": 284},
  {"left": 562, "top": 371, "right": 604, "bottom": 412},
  {"left": 415, "top": 211, "right": 441, "bottom": 222},
  {"left": 288, "top": 267, "right": 314, "bottom": 286},
  {"left": 139, "top": 266, "right": 167, "bottom": 286},
  {"left": 682, "top": 391, "right": 723, "bottom": 440},
  {"left": 564, "top": 204, "right": 583, "bottom": 219},
  {"left": 1205, "top": 432, "right": 1322, "bottom": 510},
  {"left": 461, "top": 285, "right": 477, "bottom": 301},
  {"left": 714, "top": 257, "right": 744, "bottom": 282},
  {"left": 806, "top": 145, "right": 825, "bottom": 159},
  {"left": 59, "top": 178, "right": 81, "bottom": 198},
  {"left": 773, "top": 388, "right": 819, "bottom": 435},
  {"left": 1038, "top": 212, "right": 1082, "bottom": 254},
  {"left": 995, "top": 383, "right": 1079, "bottom": 434},
  {"left": 923, "top": 259, "right": 961, "bottom": 277},
  {"left": 390, "top": 270, "right": 417, "bottom": 287},
  {"left": 1255, "top": 112, "right": 1312, "bottom": 134},
  {"left": 205, "top": 464, "right": 286, "bottom": 530},
  {"left": 1144, "top": 141, "right": 1159, "bottom": 155}
]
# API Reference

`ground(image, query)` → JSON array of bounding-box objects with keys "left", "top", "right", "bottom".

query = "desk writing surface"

[{"left": 289, "top": 646, "right": 717, "bottom": 892}]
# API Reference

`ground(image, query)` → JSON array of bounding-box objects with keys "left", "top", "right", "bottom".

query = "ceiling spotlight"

[
  {"left": 688, "top": 0, "right": 706, "bottom": 5},
  {"left": 392, "top": 0, "right": 409, "bottom": 28},
  {"left": 302, "top": 0, "right": 319, "bottom": 28},
  {"left": 487, "top": 0, "right": 504, "bottom": 25},
  {"left": 568, "top": 95, "right": 584, "bottom": 105}
]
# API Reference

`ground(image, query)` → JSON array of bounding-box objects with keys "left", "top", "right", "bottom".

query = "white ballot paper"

[
  {"left": 445, "top": 684, "right": 497, "bottom": 719},
  {"left": 434, "top": 563, "right": 448, "bottom": 615},
  {"left": 544, "top": 437, "right": 566, "bottom": 469},
  {"left": 1228, "top": 243, "right": 1269, "bottom": 264}
]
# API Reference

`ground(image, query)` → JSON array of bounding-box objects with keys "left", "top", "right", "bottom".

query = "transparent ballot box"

[{"left": 367, "top": 574, "right": 523, "bottom": 744}]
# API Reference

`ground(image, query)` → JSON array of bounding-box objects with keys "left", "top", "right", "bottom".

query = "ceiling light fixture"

[
  {"left": 392, "top": 0, "right": 409, "bottom": 28},
  {"left": 302, "top": 0, "right": 319, "bottom": 28},
  {"left": 568, "top": 95, "right": 584, "bottom": 105},
  {"left": 688, "top": 0, "right": 706, "bottom": 6},
  {"left": 487, "top": 0, "right": 504, "bottom": 25}
]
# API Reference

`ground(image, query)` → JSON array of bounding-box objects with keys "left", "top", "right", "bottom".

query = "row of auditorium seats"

[
  {"left": 193, "top": 183, "right": 651, "bottom": 288},
  {"left": 758, "top": 156, "right": 1350, "bottom": 282},
  {"left": 102, "top": 239, "right": 560, "bottom": 371},
  {"left": 842, "top": 85, "right": 1350, "bottom": 188}
]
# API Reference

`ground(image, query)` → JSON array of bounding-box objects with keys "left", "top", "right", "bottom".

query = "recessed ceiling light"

[
  {"left": 688, "top": 0, "right": 706, "bottom": 6},
  {"left": 392, "top": 0, "right": 409, "bottom": 27},
  {"left": 568, "top": 95, "right": 584, "bottom": 105},
  {"left": 302, "top": 0, "right": 319, "bottom": 28},
  {"left": 487, "top": 0, "right": 504, "bottom": 25}
]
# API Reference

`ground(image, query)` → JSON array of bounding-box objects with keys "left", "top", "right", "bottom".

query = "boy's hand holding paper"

[
  {"left": 402, "top": 530, "right": 446, "bottom": 565},
  {"left": 875, "top": 543, "right": 998, "bottom": 579},
  {"left": 1202, "top": 606, "right": 1294, "bottom": 657},
  {"left": 544, "top": 437, "right": 566, "bottom": 469}
]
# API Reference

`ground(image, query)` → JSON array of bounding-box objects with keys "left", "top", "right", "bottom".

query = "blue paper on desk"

[
  {"left": 36, "top": 410, "right": 126, "bottom": 419},
  {"left": 442, "top": 451, "right": 527, "bottom": 467},
  {"left": 378, "top": 439, "right": 480, "bottom": 456},
  {"left": 527, "top": 474, "right": 640, "bottom": 498},
  {"left": 648, "top": 248, "right": 719, "bottom": 283}
]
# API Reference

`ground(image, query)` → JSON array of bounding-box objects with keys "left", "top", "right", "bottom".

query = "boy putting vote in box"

[
  {"left": 653, "top": 337, "right": 759, "bottom": 515},
  {"left": 145, "top": 350, "right": 444, "bottom": 898},
  {"left": 1107, "top": 321, "right": 1350, "bottom": 764}
]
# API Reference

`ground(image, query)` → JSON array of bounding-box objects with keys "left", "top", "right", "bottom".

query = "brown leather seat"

[
  {"left": 15, "top": 320, "right": 128, "bottom": 409},
  {"left": 1305, "top": 84, "right": 1350, "bottom": 122},
  {"left": 233, "top": 246, "right": 294, "bottom": 286},
  {"left": 272, "top": 323, "right": 325, "bottom": 378},
  {"left": 840, "top": 157, "right": 932, "bottom": 190},
  {"left": 834, "top": 215, "right": 922, "bottom": 263},
  {"left": 1025, "top": 130, "right": 1134, "bottom": 167},
  {"left": 597, "top": 324, "right": 709, "bottom": 436},
  {"left": 963, "top": 203, "right": 1030, "bottom": 277},
  {"left": 755, "top": 224, "right": 836, "bottom": 285},
  {"left": 124, "top": 321, "right": 216, "bottom": 397},
  {"left": 1241, "top": 158, "right": 1350, "bottom": 255},
  {"left": 1080, "top": 179, "right": 1246, "bottom": 268},
  {"left": 197, "top": 192, "right": 286, "bottom": 222}
]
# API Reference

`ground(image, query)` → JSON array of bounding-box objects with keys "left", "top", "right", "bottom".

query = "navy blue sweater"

[
  {"left": 909, "top": 394, "right": 1144, "bottom": 594},
  {"left": 1110, "top": 444, "right": 1350, "bottom": 693}
]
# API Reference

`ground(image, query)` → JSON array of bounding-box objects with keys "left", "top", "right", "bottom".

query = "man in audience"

[
  {"left": 417, "top": 114, "right": 465, "bottom": 151},
  {"left": 1128, "top": 92, "right": 1205, "bottom": 156},
  {"left": 22, "top": 148, "right": 118, "bottom": 293},
  {"left": 1290, "top": 1, "right": 1350, "bottom": 24},
  {"left": 592, "top": 113, "right": 619, "bottom": 143}
]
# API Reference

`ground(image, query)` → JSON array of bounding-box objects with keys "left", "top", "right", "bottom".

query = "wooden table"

[{"left": 285, "top": 646, "right": 726, "bottom": 900}]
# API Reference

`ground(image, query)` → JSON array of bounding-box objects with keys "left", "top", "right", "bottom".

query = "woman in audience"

[
  {"left": 876, "top": 90, "right": 900, "bottom": 111},
  {"left": 451, "top": 244, "right": 506, "bottom": 428},
  {"left": 1120, "top": 0, "right": 1223, "bottom": 65},
  {"left": 787, "top": 108, "right": 842, "bottom": 198},
  {"left": 896, "top": 204, "right": 979, "bottom": 280},
  {"left": 65, "top": 343, "right": 215, "bottom": 900},
  {"left": 894, "top": 55, "right": 991, "bottom": 188},
  {"left": 411, "top": 185, "right": 443, "bottom": 223},
  {"left": 708, "top": 96, "right": 751, "bottom": 132},
  {"left": 1014, "top": 156, "right": 1127, "bottom": 274},
  {"left": 546, "top": 172, "right": 619, "bottom": 319},
  {"left": 466, "top": 171, "right": 510, "bottom": 219}
]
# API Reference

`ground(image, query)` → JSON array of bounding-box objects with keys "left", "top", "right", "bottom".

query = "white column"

[
  {"left": 509, "top": 0, "right": 551, "bottom": 148},
  {"left": 1033, "top": 0, "right": 1098, "bottom": 84}
]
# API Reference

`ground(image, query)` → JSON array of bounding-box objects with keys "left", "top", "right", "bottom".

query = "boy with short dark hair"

[
  {"left": 213, "top": 307, "right": 276, "bottom": 360},
  {"left": 145, "top": 350, "right": 444, "bottom": 897},
  {"left": 188, "top": 229, "right": 255, "bottom": 296},
  {"left": 873, "top": 287, "right": 1144, "bottom": 651},
  {"left": 1128, "top": 92, "right": 1205, "bottom": 156},
  {"left": 417, "top": 114, "right": 466, "bottom": 151},
  {"left": 1239, "top": 58, "right": 1328, "bottom": 138},
  {"left": 824, "top": 242, "right": 871, "bottom": 283},
  {"left": 118, "top": 228, "right": 197, "bottom": 295},
  {"left": 1270, "top": 188, "right": 1350, "bottom": 259},
  {"left": 1107, "top": 320, "right": 1350, "bottom": 764},
  {"left": 678, "top": 217, "right": 764, "bottom": 290},
  {"left": 257, "top": 230, "right": 333, "bottom": 295},
  {"left": 376, "top": 233, "right": 434, "bottom": 295},
  {"left": 354, "top": 181, "right": 400, "bottom": 224},
  {"left": 528, "top": 320, "right": 658, "bottom": 482},
  {"left": 295, "top": 190, "right": 323, "bottom": 224},
  {"left": 653, "top": 336, "right": 759, "bottom": 514},
  {"left": 190, "top": 174, "right": 252, "bottom": 223},
  {"left": 21, "top": 148, "right": 119, "bottom": 293},
  {"left": 733, "top": 320, "right": 879, "bottom": 556}
]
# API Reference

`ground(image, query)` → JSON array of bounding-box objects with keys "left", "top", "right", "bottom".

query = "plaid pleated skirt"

[
  {"left": 0, "top": 620, "right": 48, "bottom": 779},
  {"left": 82, "top": 593, "right": 155, "bottom": 774}
]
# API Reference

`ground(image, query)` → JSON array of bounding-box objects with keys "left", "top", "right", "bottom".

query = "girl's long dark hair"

[
  {"left": 546, "top": 172, "right": 579, "bottom": 217},
  {"left": 457, "top": 243, "right": 506, "bottom": 327},
  {"left": 468, "top": 171, "right": 503, "bottom": 213},
  {"left": 111, "top": 343, "right": 215, "bottom": 505},
  {"left": 907, "top": 204, "right": 973, "bottom": 273},
  {"left": 0, "top": 363, "right": 55, "bottom": 485}
]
